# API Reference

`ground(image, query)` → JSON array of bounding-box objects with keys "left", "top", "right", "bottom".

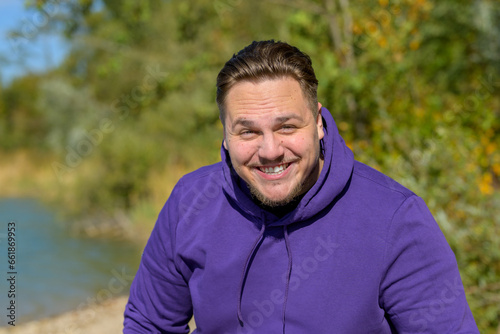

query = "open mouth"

[{"left": 258, "top": 163, "right": 290, "bottom": 176}]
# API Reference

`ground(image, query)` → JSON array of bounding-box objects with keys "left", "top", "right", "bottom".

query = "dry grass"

[
  {"left": 0, "top": 150, "right": 59, "bottom": 198},
  {"left": 0, "top": 149, "right": 194, "bottom": 244}
]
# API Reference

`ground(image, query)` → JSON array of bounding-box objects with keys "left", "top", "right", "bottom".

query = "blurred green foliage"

[{"left": 0, "top": 0, "right": 499, "bottom": 331}]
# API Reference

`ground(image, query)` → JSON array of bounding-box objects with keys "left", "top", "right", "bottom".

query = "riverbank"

[{"left": 0, "top": 296, "right": 196, "bottom": 333}]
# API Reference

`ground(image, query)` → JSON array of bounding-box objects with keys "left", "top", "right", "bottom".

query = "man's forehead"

[
  {"left": 227, "top": 77, "right": 303, "bottom": 98},
  {"left": 226, "top": 78, "right": 305, "bottom": 108}
]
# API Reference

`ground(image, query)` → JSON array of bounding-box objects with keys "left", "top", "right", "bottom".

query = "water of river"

[{"left": 0, "top": 198, "right": 142, "bottom": 326}]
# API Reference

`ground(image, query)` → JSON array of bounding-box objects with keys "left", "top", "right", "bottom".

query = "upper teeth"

[{"left": 260, "top": 164, "right": 288, "bottom": 175}]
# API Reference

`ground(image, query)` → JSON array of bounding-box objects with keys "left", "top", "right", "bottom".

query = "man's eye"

[
  {"left": 240, "top": 130, "right": 257, "bottom": 137},
  {"left": 280, "top": 125, "right": 296, "bottom": 133}
]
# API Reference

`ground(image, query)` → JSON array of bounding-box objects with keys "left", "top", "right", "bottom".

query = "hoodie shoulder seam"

[
  {"left": 171, "top": 178, "right": 184, "bottom": 275},
  {"left": 353, "top": 163, "right": 413, "bottom": 199},
  {"left": 378, "top": 194, "right": 419, "bottom": 308}
]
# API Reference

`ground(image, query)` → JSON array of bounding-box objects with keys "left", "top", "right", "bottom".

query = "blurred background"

[{"left": 0, "top": 0, "right": 498, "bottom": 332}]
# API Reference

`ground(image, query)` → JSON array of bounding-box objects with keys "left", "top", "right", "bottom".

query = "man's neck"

[{"left": 258, "top": 194, "right": 305, "bottom": 218}]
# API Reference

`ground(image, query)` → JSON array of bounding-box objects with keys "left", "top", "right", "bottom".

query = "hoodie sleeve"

[
  {"left": 379, "top": 195, "right": 479, "bottom": 333},
  {"left": 124, "top": 183, "right": 193, "bottom": 334}
]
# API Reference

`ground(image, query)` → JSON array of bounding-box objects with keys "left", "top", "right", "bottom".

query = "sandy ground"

[{"left": 0, "top": 296, "right": 196, "bottom": 334}]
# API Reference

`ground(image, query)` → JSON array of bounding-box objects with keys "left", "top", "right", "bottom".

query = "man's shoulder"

[
  {"left": 177, "top": 161, "right": 224, "bottom": 190},
  {"left": 352, "top": 160, "right": 414, "bottom": 200},
  {"left": 164, "top": 162, "right": 225, "bottom": 214}
]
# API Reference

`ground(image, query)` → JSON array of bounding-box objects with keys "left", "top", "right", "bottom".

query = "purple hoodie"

[{"left": 124, "top": 108, "right": 478, "bottom": 333}]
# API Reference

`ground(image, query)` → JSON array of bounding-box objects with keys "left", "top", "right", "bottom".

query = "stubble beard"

[
  {"left": 248, "top": 154, "right": 323, "bottom": 209},
  {"left": 248, "top": 180, "right": 304, "bottom": 208}
]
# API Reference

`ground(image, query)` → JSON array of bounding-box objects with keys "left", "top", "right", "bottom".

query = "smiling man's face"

[{"left": 222, "top": 77, "right": 324, "bottom": 207}]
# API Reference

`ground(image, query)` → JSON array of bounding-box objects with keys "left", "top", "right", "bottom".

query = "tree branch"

[
  {"left": 266, "top": 0, "right": 324, "bottom": 15},
  {"left": 323, "top": 0, "right": 343, "bottom": 60},
  {"left": 338, "top": 0, "right": 356, "bottom": 70}
]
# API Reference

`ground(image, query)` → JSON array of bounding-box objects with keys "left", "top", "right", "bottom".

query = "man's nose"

[{"left": 258, "top": 133, "right": 284, "bottom": 162}]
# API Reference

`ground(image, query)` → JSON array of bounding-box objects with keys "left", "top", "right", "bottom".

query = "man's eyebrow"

[
  {"left": 232, "top": 118, "right": 255, "bottom": 130},
  {"left": 232, "top": 114, "right": 304, "bottom": 127},
  {"left": 275, "top": 114, "right": 304, "bottom": 123}
]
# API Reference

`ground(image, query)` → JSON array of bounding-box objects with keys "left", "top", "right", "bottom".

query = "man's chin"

[{"left": 248, "top": 184, "right": 302, "bottom": 208}]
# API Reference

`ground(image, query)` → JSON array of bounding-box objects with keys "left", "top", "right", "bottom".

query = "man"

[{"left": 124, "top": 40, "right": 478, "bottom": 333}]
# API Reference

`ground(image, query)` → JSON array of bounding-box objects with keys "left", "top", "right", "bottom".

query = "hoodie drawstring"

[
  {"left": 237, "top": 223, "right": 293, "bottom": 334},
  {"left": 237, "top": 223, "right": 266, "bottom": 325},
  {"left": 282, "top": 225, "right": 292, "bottom": 334}
]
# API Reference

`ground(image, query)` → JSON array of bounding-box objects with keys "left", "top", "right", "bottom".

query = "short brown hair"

[{"left": 216, "top": 40, "right": 319, "bottom": 121}]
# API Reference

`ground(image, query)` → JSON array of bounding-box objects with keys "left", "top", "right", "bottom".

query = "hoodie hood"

[{"left": 221, "top": 107, "right": 354, "bottom": 226}]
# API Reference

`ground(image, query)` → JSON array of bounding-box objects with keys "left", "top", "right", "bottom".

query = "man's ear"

[
  {"left": 220, "top": 115, "right": 228, "bottom": 150},
  {"left": 316, "top": 102, "right": 324, "bottom": 140}
]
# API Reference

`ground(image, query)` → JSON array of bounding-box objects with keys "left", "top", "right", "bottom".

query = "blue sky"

[{"left": 0, "top": 0, "right": 69, "bottom": 85}]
